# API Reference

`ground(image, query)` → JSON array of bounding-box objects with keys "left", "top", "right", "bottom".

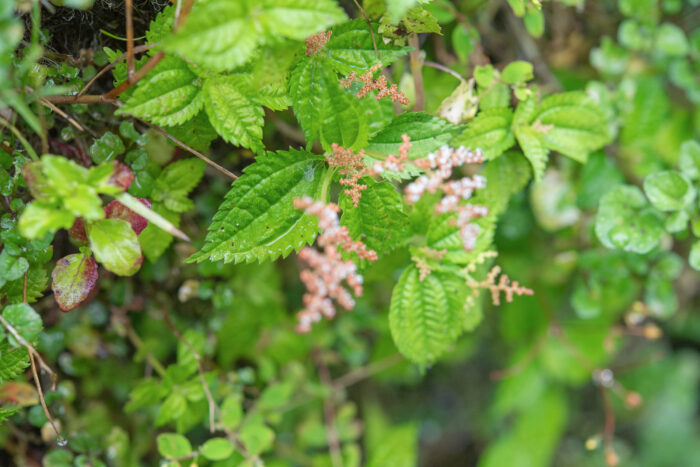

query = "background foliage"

[{"left": 1, "top": 0, "right": 700, "bottom": 466}]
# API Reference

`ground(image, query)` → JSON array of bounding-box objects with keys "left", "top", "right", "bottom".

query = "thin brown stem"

[
  {"left": 408, "top": 35, "right": 425, "bottom": 111},
  {"left": 103, "top": 51, "right": 165, "bottom": 99},
  {"left": 313, "top": 349, "right": 342, "bottom": 467},
  {"left": 142, "top": 120, "right": 239, "bottom": 180},
  {"left": 332, "top": 353, "right": 403, "bottom": 389},
  {"left": 162, "top": 309, "right": 218, "bottom": 433},
  {"left": 29, "top": 351, "right": 64, "bottom": 443},
  {"left": 44, "top": 94, "right": 117, "bottom": 105},
  {"left": 352, "top": 0, "right": 378, "bottom": 58},
  {"left": 600, "top": 386, "right": 619, "bottom": 466},
  {"left": 78, "top": 44, "right": 155, "bottom": 97},
  {"left": 423, "top": 60, "right": 466, "bottom": 82},
  {"left": 125, "top": 0, "right": 135, "bottom": 80}
]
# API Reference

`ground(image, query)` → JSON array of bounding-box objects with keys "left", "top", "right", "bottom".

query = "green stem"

[{"left": 0, "top": 118, "right": 39, "bottom": 161}]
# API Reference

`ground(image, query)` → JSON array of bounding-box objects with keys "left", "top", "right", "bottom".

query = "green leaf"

[
  {"left": 679, "top": 140, "right": 700, "bottom": 180},
  {"left": 514, "top": 126, "right": 549, "bottom": 182},
  {"left": 258, "top": 382, "right": 294, "bottom": 411},
  {"left": 200, "top": 438, "right": 235, "bottom": 461},
  {"left": 89, "top": 132, "right": 125, "bottom": 164},
  {"left": 0, "top": 341, "right": 29, "bottom": 383},
  {"left": 523, "top": 9, "right": 544, "bottom": 37},
  {"left": 258, "top": 0, "right": 347, "bottom": 40},
  {"left": 138, "top": 203, "right": 179, "bottom": 262},
  {"left": 2, "top": 303, "right": 42, "bottom": 346},
  {"left": 152, "top": 158, "right": 206, "bottom": 213},
  {"left": 156, "top": 433, "right": 192, "bottom": 459},
  {"left": 116, "top": 56, "right": 204, "bottom": 127},
  {"left": 452, "top": 108, "right": 515, "bottom": 160},
  {"left": 289, "top": 56, "right": 367, "bottom": 149},
  {"left": 162, "top": 0, "right": 261, "bottom": 72},
  {"left": 655, "top": 22, "right": 689, "bottom": 56},
  {"left": 689, "top": 241, "right": 700, "bottom": 271},
  {"left": 125, "top": 379, "right": 169, "bottom": 412},
  {"left": 239, "top": 418, "right": 275, "bottom": 456},
  {"left": 340, "top": 179, "right": 408, "bottom": 254},
  {"left": 221, "top": 395, "right": 243, "bottom": 429},
  {"left": 18, "top": 202, "right": 75, "bottom": 239},
  {"left": 595, "top": 185, "right": 665, "bottom": 254},
  {"left": 324, "top": 19, "right": 411, "bottom": 75},
  {"left": 366, "top": 112, "right": 459, "bottom": 158},
  {"left": 400, "top": 6, "right": 441, "bottom": 34},
  {"left": 643, "top": 171, "right": 695, "bottom": 211},
  {"left": 530, "top": 91, "right": 611, "bottom": 163},
  {"left": 389, "top": 265, "right": 467, "bottom": 366},
  {"left": 155, "top": 392, "right": 187, "bottom": 427},
  {"left": 87, "top": 219, "right": 143, "bottom": 276},
  {"left": 51, "top": 254, "right": 98, "bottom": 312},
  {"left": 0, "top": 250, "right": 28, "bottom": 281},
  {"left": 203, "top": 75, "right": 265, "bottom": 155},
  {"left": 188, "top": 149, "right": 327, "bottom": 264},
  {"left": 501, "top": 61, "right": 533, "bottom": 85}
]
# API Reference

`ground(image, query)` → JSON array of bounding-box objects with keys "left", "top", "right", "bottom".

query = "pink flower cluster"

[
  {"left": 329, "top": 134, "right": 411, "bottom": 207},
  {"left": 339, "top": 63, "right": 410, "bottom": 105},
  {"left": 293, "top": 197, "right": 378, "bottom": 333},
  {"left": 404, "top": 145, "right": 488, "bottom": 251},
  {"left": 305, "top": 30, "right": 332, "bottom": 55}
]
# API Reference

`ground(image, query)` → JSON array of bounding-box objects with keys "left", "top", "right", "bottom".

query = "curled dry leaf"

[{"left": 51, "top": 253, "right": 99, "bottom": 311}]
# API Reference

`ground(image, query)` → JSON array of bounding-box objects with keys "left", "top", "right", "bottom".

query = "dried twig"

[
  {"left": 78, "top": 44, "right": 154, "bottom": 97},
  {"left": 141, "top": 120, "right": 239, "bottom": 180},
  {"left": 125, "top": 0, "right": 135, "bottom": 80},
  {"left": 423, "top": 60, "right": 466, "bottom": 82}
]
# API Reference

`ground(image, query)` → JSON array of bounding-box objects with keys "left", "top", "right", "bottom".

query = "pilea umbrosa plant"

[{"left": 1, "top": 0, "right": 699, "bottom": 465}]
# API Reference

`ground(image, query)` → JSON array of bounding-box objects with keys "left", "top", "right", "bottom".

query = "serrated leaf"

[
  {"left": 595, "top": 185, "right": 665, "bottom": 254},
  {"left": 340, "top": 179, "right": 408, "bottom": 254},
  {"left": 87, "top": 219, "right": 143, "bottom": 276},
  {"left": 386, "top": 0, "right": 421, "bottom": 23},
  {"left": 530, "top": 92, "right": 611, "bottom": 163},
  {"left": 0, "top": 341, "right": 29, "bottom": 384},
  {"left": 453, "top": 108, "right": 515, "bottom": 160},
  {"left": 1, "top": 265, "right": 48, "bottom": 304},
  {"left": 163, "top": 0, "right": 261, "bottom": 72},
  {"left": 389, "top": 265, "right": 467, "bottom": 366},
  {"left": 3, "top": 303, "right": 42, "bottom": 346},
  {"left": 323, "top": 19, "right": 411, "bottom": 75},
  {"left": 188, "top": 149, "right": 327, "bottom": 264},
  {"left": 51, "top": 253, "right": 98, "bottom": 312},
  {"left": 515, "top": 126, "right": 549, "bottom": 182},
  {"left": 366, "top": 112, "right": 459, "bottom": 157},
  {"left": 290, "top": 56, "right": 367, "bottom": 150},
  {"left": 203, "top": 75, "right": 265, "bottom": 155},
  {"left": 116, "top": 56, "right": 203, "bottom": 127},
  {"left": 152, "top": 158, "right": 206, "bottom": 213},
  {"left": 401, "top": 6, "right": 441, "bottom": 34},
  {"left": 258, "top": 0, "right": 347, "bottom": 40}
]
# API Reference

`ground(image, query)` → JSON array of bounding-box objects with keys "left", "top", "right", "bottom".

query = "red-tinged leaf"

[
  {"left": 68, "top": 218, "right": 88, "bottom": 242},
  {"left": 51, "top": 253, "right": 98, "bottom": 312},
  {"left": 108, "top": 161, "right": 134, "bottom": 190},
  {"left": 0, "top": 382, "right": 38, "bottom": 406},
  {"left": 104, "top": 198, "right": 151, "bottom": 234}
]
